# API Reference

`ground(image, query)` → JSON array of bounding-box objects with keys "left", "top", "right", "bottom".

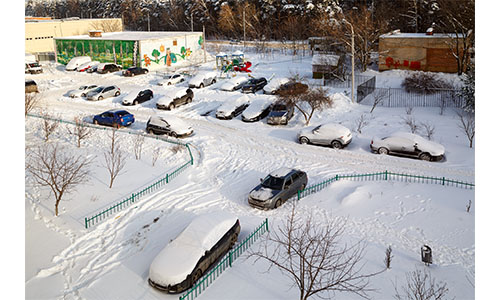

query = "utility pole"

[
  {"left": 343, "top": 19, "right": 355, "bottom": 103},
  {"left": 191, "top": 12, "right": 194, "bottom": 32}
]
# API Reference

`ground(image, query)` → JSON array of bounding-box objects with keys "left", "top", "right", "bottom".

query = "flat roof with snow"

[
  {"left": 380, "top": 32, "right": 465, "bottom": 39},
  {"left": 55, "top": 31, "right": 202, "bottom": 41}
]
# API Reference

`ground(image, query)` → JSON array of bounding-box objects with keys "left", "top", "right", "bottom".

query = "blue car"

[{"left": 93, "top": 109, "right": 135, "bottom": 128}]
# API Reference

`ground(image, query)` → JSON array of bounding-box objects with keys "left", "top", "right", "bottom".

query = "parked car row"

[{"left": 64, "top": 56, "right": 151, "bottom": 77}]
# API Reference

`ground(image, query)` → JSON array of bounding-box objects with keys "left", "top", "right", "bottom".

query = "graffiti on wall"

[
  {"left": 385, "top": 57, "right": 421, "bottom": 70},
  {"left": 55, "top": 39, "right": 138, "bottom": 69}
]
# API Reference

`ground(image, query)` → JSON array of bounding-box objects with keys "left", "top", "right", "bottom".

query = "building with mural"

[
  {"left": 25, "top": 17, "right": 123, "bottom": 61},
  {"left": 378, "top": 31, "right": 467, "bottom": 73},
  {"left": 54, "top": 31, "right": 204, "bottom": 71}
]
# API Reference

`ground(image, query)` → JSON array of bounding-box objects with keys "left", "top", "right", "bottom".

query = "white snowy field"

[{"left": 23, "top": 49, "right": 476, "bottom": 300}]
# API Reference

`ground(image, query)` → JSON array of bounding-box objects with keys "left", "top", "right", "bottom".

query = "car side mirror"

[{"left": 259, "top": 178, "right": 263, "bottom": 183}]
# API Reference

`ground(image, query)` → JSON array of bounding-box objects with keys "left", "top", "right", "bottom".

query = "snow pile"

[{"left": 149, "top": 212, "right": 238, "bottom": 286}]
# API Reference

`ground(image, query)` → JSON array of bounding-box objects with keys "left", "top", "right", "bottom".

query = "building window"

[{"left": 173, "top": 40, "right": 177, "bottom": 46}]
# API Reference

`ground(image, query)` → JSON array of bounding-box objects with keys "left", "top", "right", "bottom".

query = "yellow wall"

[{"left": 25, "top": 18, "right": 123, "bottom": 54}]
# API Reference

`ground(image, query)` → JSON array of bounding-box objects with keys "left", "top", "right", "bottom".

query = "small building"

[
  {"left": 312, "top": 54, "right": 343, "bottom": 79},
  {"left": 54, "top": 31, "right": 204, "bottom": 71},
  {"left": 308, "top": 37, "right": 343, "bottom": 53},
  {"left": 25, "top": 17, "right": 123, "bottom": 61},
  {"left": 378, "top": 31, "right": 468, "bottom": 73}
]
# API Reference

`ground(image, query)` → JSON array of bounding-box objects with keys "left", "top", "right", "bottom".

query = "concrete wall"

[
  {"left": 378, "top": 34, "right": 465, "bottom": 73},
  {"left": 25, "top": 18, "right": 123, "bottom": 55}
]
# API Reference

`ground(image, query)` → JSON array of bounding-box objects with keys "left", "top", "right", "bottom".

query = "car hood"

[{"left": 249, "top": 185, "right": 280, "bottom": 201}]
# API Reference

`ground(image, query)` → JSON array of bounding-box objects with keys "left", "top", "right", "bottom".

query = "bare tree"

[
  {"left": 103, "top": 129, "right": 127, "bottom": 188},
  {"left": 66, "top": 116, "right": 92, "bottom": 148},
  {"left": 90, "top": 19, "right": 122, "bottom": 32},
  {"left": 355, "top": 113, "right": 369, "bottom": 134},
  {"left": 26, "top": 143, "right": 93, "bottom": 216},
  {"left": 420, "top": 121, "right": 436, "bottom": 140},
  {"left": 370, "top": 89, "right": 388, "bottom": 113},
  {"left": 394, "top": 268, "right": 450, "bottom": 300},
  {"left": 250, "top": 205, "right": 377, "bottom": 300},
  {"left": 40, "top": 112, "right": 59, "bottom": 142},
  {"left": 402, "top": 115, "right": 420, "bottom": 133},
  {"left": 278, "top": 86, "right": 333, "bottom": 125},
  {"left": 384, "top": 246, "right": 394, "bottom": 269},
  {"left": 133, "top": 134, "right": 145, "bottom": 160},
  {"left": 457, "top": 111, "right": 474, "bottom": 148},
  {"left": 25, "top": 92, "right": 40, "bottom": 116},
  {"left": 151, "top": 146, "right": 161, "bottom": 166}
]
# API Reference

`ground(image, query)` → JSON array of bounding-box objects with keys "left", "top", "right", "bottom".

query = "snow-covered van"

[
  {"left": 65, "top": 56, "right": 92, "bottom": 71},
  {"left": 149, "top": 212, "right": 240, "bottom": 293},
  {"left": 25, "top": 53, "right": 43, "bottom": 74}
]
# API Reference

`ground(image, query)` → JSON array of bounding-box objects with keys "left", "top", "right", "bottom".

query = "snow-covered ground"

[{"left": 23, "top": 50, "right": 476, "bottom": 299}]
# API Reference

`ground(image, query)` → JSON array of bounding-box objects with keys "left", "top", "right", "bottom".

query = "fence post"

[
  {"left": 297, "top": 190, "right": 301, "bottom": 200},
  {"left": 166, "top": 173, "right": 169, "bottom": 184},
  {"left": 85, "top": 217, "right": 88, "bottom": 229},
  {"left": 442, "top": 177, "right": 445, "bottom": 185},
  {"left": 265, "top": 218, "right": 268, "bottom": 232},
  {"left": 229, "top": 250, "right": 232, "bottom": 267},
  {"left": 385, "top": 170, "right": 388, "bottom": 180}
]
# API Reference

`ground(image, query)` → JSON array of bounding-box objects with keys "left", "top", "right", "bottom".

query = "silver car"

[
  {"left": 297, "top": 123, "right": 352, "bottom": 149},
  {"left": 86, "top": 85, "right": 121, "bottom": 101},
  {"left": 248, "top": 168, "right": 308, "bottom": 210},
  {"left": 370, "top": 132, "right": 445, "bottom": 161}
]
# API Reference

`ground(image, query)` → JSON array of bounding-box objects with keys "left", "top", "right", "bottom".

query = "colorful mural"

[
  {"left": 141, "top": 45, "right": 193, "bottom": 67},
  {"left": 55, "top": 39, "right": 138, "bottom": 69},
  {"left": 140, "top": 34, "right": 202, "bottom": 70}
]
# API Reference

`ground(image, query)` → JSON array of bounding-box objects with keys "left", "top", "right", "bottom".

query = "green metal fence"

[
  {"left": 26, "top": 114, "right": 195, "bottom": 228},
  {"left": 179, "top": 218, "right": 269, "bottom": 300},
  {"left": 298, "top": 170, "right": 475, "bottom": 200}
]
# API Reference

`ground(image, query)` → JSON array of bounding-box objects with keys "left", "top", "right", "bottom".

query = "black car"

[
  {"left": 123, "top": 67, "right": 149, "bottom": 77},
  {"left": 86, "top": 65, "right": 99, "bottom": 73},
  {"left": 241, "top": 77, "right": 268, "bottom": 93},
  {"left": 97, "top": 63, "right": 122, "bottom": 74},
  {"left": 156, "top": 88, "right": 194, "bottom": 110},
  {"left": 122, "top": 89, "right": 154, "bottom": 105}
]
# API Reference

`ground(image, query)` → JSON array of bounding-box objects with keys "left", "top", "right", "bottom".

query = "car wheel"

[
  {"left": 230, "top": 234, "right": 238, "bottom": 247},
  {"left": 98, "top": 96, "right": 103, "bottom": 101},
  {"left": 147, "top": 128, "right": 155, "bottom": 135},
  {"left": 167, "top": 82, "right": 171, "bottom": 85},
  {"left": 300, "top": 184, "right": 306, "bottom": 190},
  {"left": 274, "top": 199, "right": 283, "bottom": 209},
  {"left": 168, "top": 103, "right": 175, "bottom": 110},
  {"left": 331, "top": 141, "right": 342, "bottom": 149},
  {"left": 199, "top": 83, "right": 204, "bottom": 88},
  {"left": 171, "top": 132, "right": 178, "bottom": 138},
  {"left": 192, "top": 269, "right": 203, "bottom": 285},
  {"left": 378, "top": 147, "right": 389, "bottom": 155},
  {"left": 187, "top": 97, "right": 192, "bottom": 103},
  {"left": 144, "top": 70, "right": 148, "bottom": 74},
  {"left": 115, "top": 91, "right": 121, "bottom": 96},
  {"left": 212, "top": 79, "right": 216, "bottom": 84},
  {"left": 131, "top": 73, "right": 135, "bottom": 76},
  {"left": 133, "top": 100, "right": 138, "bottom": 105},
  {"left": 82, "top": 93, "right": 87, "bottom": 97},
  {"left": 113, "top": 123, "right": 120, "bottom": 129},
  {"left": 419, "top": 153, "right": 431, "bottom": 161},
  {"left": 93, "top": 119, "right": 98, "bottom": 125},
  {"left": 299, "top": 137, "right": 309, "bottom": 144}
]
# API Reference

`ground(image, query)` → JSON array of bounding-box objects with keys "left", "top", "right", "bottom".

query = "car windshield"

[
  {"left": 93, "top": 87, "right": 104, "bottom": 93},
  {"left": 261, "top": 175, "right": 284, "bottom": 190},
  {"left": 272, "top": 104, "right": 287, "bottom": 111},
  {"left": 312, "top": 125, "right": 321, "bottom": 133}
]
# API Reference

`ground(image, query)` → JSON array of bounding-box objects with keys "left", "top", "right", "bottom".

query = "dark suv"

[
  {"left": 248, "top": 168, "right": 308, "bottom": 210},
  {"left": 267, "top": 102, "right": 294, "bottom": 125},
  {"left": 123, "top": 67, "right": 149, "bottom": 77},
  {"left": 241, "top": 77, "right": 267, "bottom": 93},
  {"left": 97, "top": 63, "right": 122, "bottom": 74}
]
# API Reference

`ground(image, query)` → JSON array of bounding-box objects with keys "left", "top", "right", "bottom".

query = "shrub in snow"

[
  {"left": 402, "top": 72, "right": 453, "bottom": 94},
  {"left": 393, "top": 268, "right": 449, "bottom": 300}
]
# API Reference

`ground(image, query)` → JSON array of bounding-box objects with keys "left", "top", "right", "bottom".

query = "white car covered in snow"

[
  {"left": 297, "top": 123, "right": 353, "bottom": 149},
  {"left": 263, "top": 77, "right": 291, "bottom": 94},
  {"left": 148, "top": 212, "right": 240, "bottom": 293},
  {"left": 241, "top": 96, "right": 274, "bottom": 122},
  {"left": 188, "top": 71, "right": 217, "bottom": 88},
  {"left": 65, "top": 56, "right": 92, "bottom": 71},
  {"left": 67, "top": 85, "right": 98, "bottom": 98},
  {"left": 370, "top": 132, "right": 445, "bottom": 161},
  {"left": 158, "top": 73, "right": 185, "bottom": 86},
  {"left": 146, "top": 114, "right": 194, "bottom": 138},
  {"left": 216, "top": 95, "right": 250, "bottom": 120},
  {"left": 219, "top": 76, "right": 249, "bottom": 91}
]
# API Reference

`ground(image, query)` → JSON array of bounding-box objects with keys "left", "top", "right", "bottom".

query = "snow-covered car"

[
  {"left": 156, "top": 88, "right": 194, "bottom": 110},
  {"left": 158, "top": 73, "right": 185, "bottom": 86},
  {"left": 65, "top": 56, "right": 91, "bottom": 71},
  {"left": 76, "top": 61, "right": 100, "bottom": 72},
  {"left": 241, "top": 96, "right": 274, "bottom": 122},
  {"left": 122, "top": 66, "right": 149, "bottom": 76},
  {"left": 370, "top": 132, "right": 445, "bottom": 161},
  {"left": 241, "top": 77, "right": 267, "bottom": 93},
  {"left": 216, "top": 95, "right": 250, "bottom": 120},
  {"left": 68, "top": 85, "right": 98, "bottom": 98},
  {"left": 146, "top": 114, "right": 194, "bottom": 138},
  {"left": 248, "top": 168, "right": 308, "bottom": 210},
  {"left": 219, "top": 76, "right": 249, "bottom": 91},
  {"left": 263, "top": 77, "right": 291, "bottom": 95},
  {"left": 25, "top": 62, "right": 43, "bottom": 74},
  {"left": 148, "top": 212, "right": 240, "bottom": 293},
  {"left": 188, "top": 71, "right": 217, "bottom": 88},
  {"left": 86, "top": 85, "right": 121, "bottom": 101},
  {"left": 267, "top": 102, "right": 294, "bottom": 125},
  {"left": 96, "top": 63, "right": 122, "bottom": 74},
  {"left": 122, "top": 89, "right": 153, "bottom": 105},
  {"left": 297, "top": 123, "right": 352, "bottom": 149}
]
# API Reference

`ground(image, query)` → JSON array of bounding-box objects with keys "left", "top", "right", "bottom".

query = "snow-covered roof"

[
  {"left": 312, "top": 54, "right": 339, "bottom": 66},
  {"left": 232, "top": 50, "right": 244, "bottom": 56},
  {"left": 216, "top": 52, "right": 228, "bottom": 57},
  {"left": 380, "top": 32, "right": 466, "bottom": 39},
  {"left": 55, "top": 31, "right": 202, "bottom": 41},
  {"left": 149, "top": 212, "right": 238, "bottom": 286}
]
